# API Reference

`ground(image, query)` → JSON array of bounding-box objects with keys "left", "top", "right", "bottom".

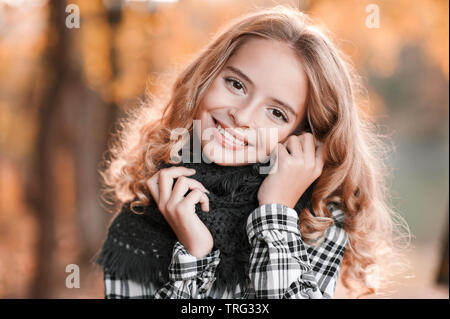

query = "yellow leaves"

[
  {"left": 79, "top": 5, "right": 113, "bottom": 97},
  {"left": 0, "top": 103, "right": 37, "bottom": 158},
  {"left": 76, "top": 0, "right": 104, "bottom": 15},
  {"left": 310, "top": 0, "right": 448, "bottom": 78}
]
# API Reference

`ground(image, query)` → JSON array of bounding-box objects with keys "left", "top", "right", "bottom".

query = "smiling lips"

[
  {"left": 213, "top": 118, "right": 250, "bottom": 146},
  {"left": 212, "top": 118, "right": 251, "bottom": 150}
]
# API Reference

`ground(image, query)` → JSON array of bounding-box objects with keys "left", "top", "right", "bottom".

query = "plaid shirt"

[{"left": 103, "top": 203, "right": 348, "bottom": 299}]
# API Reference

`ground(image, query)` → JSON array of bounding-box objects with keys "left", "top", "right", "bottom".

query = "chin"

[{"left": 202, "top": 143, "right": 267, "bottom": 166}]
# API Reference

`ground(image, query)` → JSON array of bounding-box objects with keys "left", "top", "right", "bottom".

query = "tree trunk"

[
  {"left": 436, "top": 204, "right": 449, "bottom": 285},
  {"left": 28, "top": 0, "right": 68, "bottom": 298},
  {"left": 70, "top": 4, "right": 123, "bottom": 262}
]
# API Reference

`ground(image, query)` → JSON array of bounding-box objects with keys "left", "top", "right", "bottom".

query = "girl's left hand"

[{"left": 257, "top": 133, "right": 325, "bottom": 208}]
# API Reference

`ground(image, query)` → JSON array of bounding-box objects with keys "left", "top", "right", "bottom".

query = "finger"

[
  {"left": 285, "top": 135, "right": 301, "bottom": 157},
  {"left": 267, "top": 146, "right": 280, "bottom": 174},
  {"left": 277, "top": 142, "right": 290, "bottom": 163},
  {"left": 159, "top": 166, "right": 196, "bottom": 206},
  {"left": 181, "top": 188, "right": 210, "bottom": 212},
  {"left": 146, "top": 173, "right": 160, "bottom": 202},
  {"left": 300, "top": 133, "right": 316, "bottom": 165},
  {"left": 170, "top": 176, "right": 209, "bottom": 205},
  {"left": 315, "top": 141, "right": 325, "bottom": 172}
]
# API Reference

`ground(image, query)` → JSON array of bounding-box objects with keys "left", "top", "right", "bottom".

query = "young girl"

[{"left": 96, "top": 5, "right": 410, "bottom": 299}]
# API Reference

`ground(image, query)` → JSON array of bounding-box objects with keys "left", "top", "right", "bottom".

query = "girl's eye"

[
  {"left": 223, "top": 77, "right": 288, "bottom": 123},
  {"left": 224, "top": 77, "right": 245, "bottom": 94},
  {"left": 270, "top": 108, "right": 288, "bottom": 123}
]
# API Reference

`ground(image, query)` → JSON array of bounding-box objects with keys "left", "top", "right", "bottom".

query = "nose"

[{"left": 228, "top": 104, "right": 254, "bottom": 129}]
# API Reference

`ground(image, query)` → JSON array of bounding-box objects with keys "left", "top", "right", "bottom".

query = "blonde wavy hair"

[{"left": 99, "top": 5, "right": 411, "bottom": 298}]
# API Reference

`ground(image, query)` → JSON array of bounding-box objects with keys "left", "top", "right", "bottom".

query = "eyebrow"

[{"left": 225, "top": 65, "right": 298, "bottom": 118}]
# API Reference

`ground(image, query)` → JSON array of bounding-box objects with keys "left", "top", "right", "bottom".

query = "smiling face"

[{"left": 194, "top": 38, "right": 309, "bottom": 166}]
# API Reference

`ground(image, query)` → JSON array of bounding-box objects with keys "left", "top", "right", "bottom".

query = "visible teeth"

[{"left": 215, "top": 122, "right": 246, "bottom": 146}]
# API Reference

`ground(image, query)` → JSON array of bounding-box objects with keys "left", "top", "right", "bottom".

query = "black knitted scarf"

[{"left": 95, "top": 144, "right": 315, "bottom": 293}]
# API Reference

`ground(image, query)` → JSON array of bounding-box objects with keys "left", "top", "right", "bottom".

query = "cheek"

[
  {"left": 262, "top": 129, "right": 290, "bottom": 155},
  {"left": 250, "top": 127, "right": 283, "bottom": 158},
  {"left": 265, "top": 131, "right": 279, "bottom": 155},
  {"left": 203, "top": 81, "right": 231, "bottom": 108}
]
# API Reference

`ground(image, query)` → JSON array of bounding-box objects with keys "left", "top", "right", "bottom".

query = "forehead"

[{"left": 224, "top": 38, "right": 308, "bottom": 114}]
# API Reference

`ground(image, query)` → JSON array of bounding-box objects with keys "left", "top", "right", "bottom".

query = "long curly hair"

[{"left": 98, "top": 5, "right": 411, "bottom": 298}]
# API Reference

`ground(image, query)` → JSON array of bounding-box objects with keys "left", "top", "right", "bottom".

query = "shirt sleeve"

[
  {"left": 246, "top": 203, "right": 348, "bottom": 299},
  {"left": 103, "top": 241, "right": 221, "bottom": 299}
]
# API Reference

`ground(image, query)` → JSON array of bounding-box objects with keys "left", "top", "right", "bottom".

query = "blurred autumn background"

[{"left": 0, "top": 0, "right": 448, "bottom": 299}]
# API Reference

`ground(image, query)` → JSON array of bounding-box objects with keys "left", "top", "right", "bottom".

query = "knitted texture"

[{"left": 95, "top": 150, "right": 315, "bottom": 293}]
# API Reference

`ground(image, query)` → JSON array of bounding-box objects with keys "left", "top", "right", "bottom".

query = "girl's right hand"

[{"left": 146, "top": 166, "right": 214, "bottom": 258}]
